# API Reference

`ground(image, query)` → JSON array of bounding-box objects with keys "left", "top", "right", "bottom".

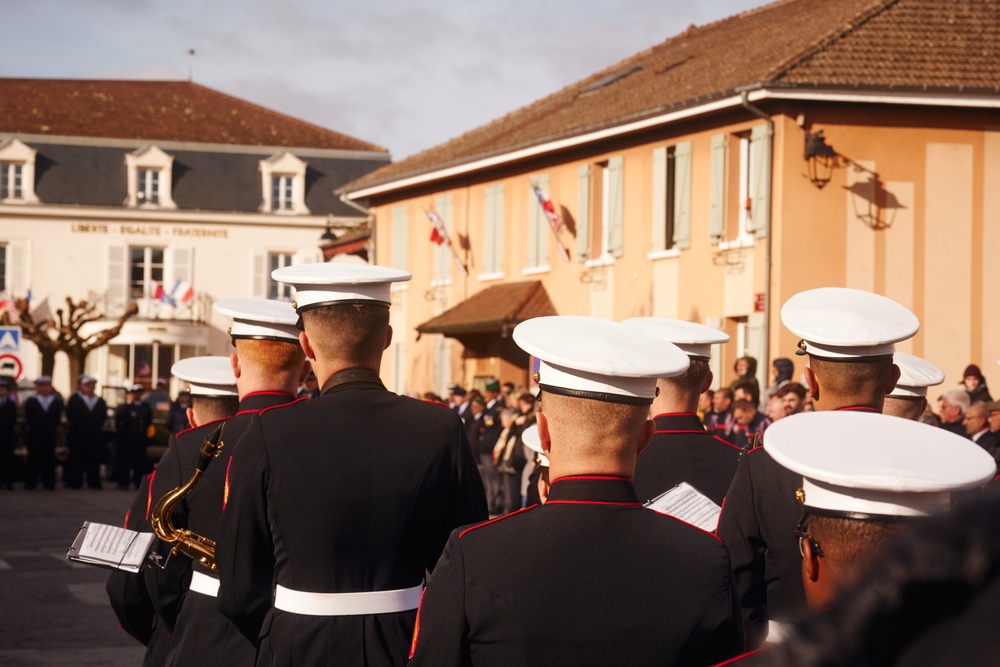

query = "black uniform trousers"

[
  {"left": 409, "top": 476, "right": 745, "bottom": 667},
  {"left": 65, "top": 393, "right": 108, "bottom": 489},
  {"left": 633, "top": 412, "right": 743, "bottom": 507},
  {"left": 151, "top": 392, "right": 294, "bottom": 667},
  {"left": 106, "top": 473, "right": 173, "bottom": 666},
  {"left": 216, "top": 368, "right": 488, "bottom": 666},
  {"left": 24, "top": 395, "right": 64, "bottom": 490}
]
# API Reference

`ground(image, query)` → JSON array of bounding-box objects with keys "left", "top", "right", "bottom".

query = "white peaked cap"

[
  {"left": 214, "top": 298, "right": 300, "bottom": 344},
  {"left": 513, "top": 316, "right": 690, "bottom": 405},
  {"left": 271, "top": 262, "right": 411, "bottom": 313},
  {"left": 171, "top": 356, "right": 238, "bottom": 397},
  {"left": 621, "top": 317, "right": 730, "bottom": 361},
  {"left": 889, "top": 352, "right": 946, "bottom": 398},
  {"left": 520, "top": 424, "right": 549, "bottom": 468},
  {"left": 781, "top": 287, "right": 919, "bottom": 359},
  {"left": 765, "top": 411, "right": 996, "bottom": 517}
]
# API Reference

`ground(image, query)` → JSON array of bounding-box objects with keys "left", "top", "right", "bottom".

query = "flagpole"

[
  {"left": 530, "top": 182, "right": 571, "bottom": 263},
  {"left": 424, "top": 208, "right": 468, "bottom": 277}
]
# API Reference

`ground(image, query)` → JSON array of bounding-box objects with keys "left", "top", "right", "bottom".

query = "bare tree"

[{"left": 1, "top": 297, "right": 138, "bottom": 385}]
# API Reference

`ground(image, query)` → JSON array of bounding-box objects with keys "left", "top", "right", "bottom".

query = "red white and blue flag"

[
  {"left": 424, "top": 208, "right": 468, "bottom": 276},
  {"left": 154, "top": 280, "right": 194, "bottom": 307},
  {"left": 531, "top": 183, "right": 570, "bottom": 263}
]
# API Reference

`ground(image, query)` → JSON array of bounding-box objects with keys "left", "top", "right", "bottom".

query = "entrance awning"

[{"left": 417, "top": 281, "right": 557, "bottom": 338}]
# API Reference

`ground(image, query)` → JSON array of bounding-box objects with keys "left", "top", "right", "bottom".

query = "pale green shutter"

[
  {"left": 434, "top": 194, "right": 453, "bottom": 281},
  {"left": 706, "top": 317, "right": 723, "bottom": 390},
  {"left": 651, "top": 147, "right": 667, "bottom": 251},
  {"left": 577, "top": 164, "right": 591, "bottom": 262},
  {"left": 709, "top": 134, "right": 727, "bottom": 244},
  {"left": 391, "top": 205, "right": 408, "bottom": 271},
  {"left": 251, "top": 250, "right": 267, "bottom": 297},
  {"left": 749, "top": 124, "right": 772, "bottom": 239},
  {"left": 607, "top": 156, "right": 624, "bottom": 258},
  {"left": 106, "top": 244, "right": 128, "bottom": 313},
  {"left": 484, "top": 187, "right": 497, "bottom": 273},
  {"left": 672, "top": 141, "right": 692, "bottom": 249}
]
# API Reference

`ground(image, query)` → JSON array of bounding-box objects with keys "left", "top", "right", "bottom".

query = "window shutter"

[
  {"left": 709, "top": 134, "right": 727, "bottom": 244},
  {"left": 577, "top": 165, "right": 591, "bottom": 262},
  {"left": 651, "top": 147, "right": 667, "bottom": 251},
  {"left": 433, "top": 335, "right": 451, "bottom": 396},
  {"left": 434, "top": 194, "right": 453, "bottom": 281},
  {"left": 7, "top": 239, "right": 30, "bottom": 298},
  {"left": 171, "top": 246, "right": 193, "bottom": 285},
  {"left": 392, "top": 205, "right": 408, "bottom": 271},
  {"left": 251, "top": 250, "right": 267, "bottom": 298},
  {"left": 672, "top": 141, "right": 692, "bottom": 250},
  {"left": 745, "top": 313, "right": 767, "bottom": 392},
  {"left": 106, "top": 244, "right": 128, "bottom": 314},
  {"left": 749, "top": 124, "right": 772, "bottom": 239},
  {"left": 607, "top": 156, "right": 624, "bottom": 258}
]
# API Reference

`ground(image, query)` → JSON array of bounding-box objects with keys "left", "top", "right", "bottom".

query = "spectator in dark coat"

[
  {"left": 0, "top": 381, "right": 17, "bottom": 489},
  {"left": 963, "top": 364, "right": 993, "bottom": 404},
  {"left": 729, "top": 355, "right": 760, "bottom": 401},
  {"left": 165, "top": 389, "right": 191, "bottom": 434}
]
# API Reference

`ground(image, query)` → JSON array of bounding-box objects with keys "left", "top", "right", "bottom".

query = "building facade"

[
  {"left": 341, "top": 0, "right": 1000, "bottom": 397},
  {"left": 0, "top": 78, "right": 390, "bottom": 399}
]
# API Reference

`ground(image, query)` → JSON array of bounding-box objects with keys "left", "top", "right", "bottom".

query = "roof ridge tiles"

[{"left": 766, "top": 0, "right": 900, "bottom": 82}]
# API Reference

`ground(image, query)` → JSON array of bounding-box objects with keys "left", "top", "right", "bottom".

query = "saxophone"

[{"left": 151, "top": 424, "right": 225, "bottom": 571}]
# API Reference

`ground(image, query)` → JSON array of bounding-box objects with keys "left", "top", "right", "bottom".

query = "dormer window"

[
  {"left": 0, "top": 139, "right": 39, "bottom": 204},
  {"left": 259, "top": 152, "right": 308, "bottom": 214},
  {"left": 125, "top": 146, "right": 176, "bottom": 209}
]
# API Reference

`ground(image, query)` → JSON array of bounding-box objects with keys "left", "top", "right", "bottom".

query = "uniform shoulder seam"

[
  {"left": 459, "top": 505, "right": 538, "bottom": 539},
  {"left": 259, "top": 397, "right": 309, "bottom": 416},
  {"left": 176, "top": 416, "right": 230, "bottom": 438},
  {"left": 648, "top": 509, "right": 723, "bottom": 543},
  {"left": 713, "top": 435, "right": 743, "bottom": 451}
]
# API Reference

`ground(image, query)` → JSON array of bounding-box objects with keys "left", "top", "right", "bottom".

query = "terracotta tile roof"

[
  {"left": 417, "top": 281, "right": 557, "bottom": 336},
  {"left": 0, "top": 78, "right": 386, "bottom": 152},
  {"left": 345, "top": 0, "right": 999, "bottom": 192}
]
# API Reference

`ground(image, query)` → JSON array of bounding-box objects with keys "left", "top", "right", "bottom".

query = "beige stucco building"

[{"left": 341, "top": 0, "right": 1000, "bottom": 398}]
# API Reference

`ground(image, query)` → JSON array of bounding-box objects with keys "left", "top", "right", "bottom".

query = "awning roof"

[{"left": 416, "top": 280, "right": 556, "bottom": 337}]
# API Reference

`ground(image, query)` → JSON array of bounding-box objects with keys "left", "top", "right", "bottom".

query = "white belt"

[
  {"left": 274, "top": 583, "right": 424, "bottom": 616},
  {"left": 189, "top": 571, "right": 220, "bottom": 597}
]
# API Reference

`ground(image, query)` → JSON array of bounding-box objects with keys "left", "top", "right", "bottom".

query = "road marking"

[
  {"left": 66, "top": 582, "right": 111, "bottom": 605},
  {"left": 0, "top": 558, "right": 10, "bottom": 570}
]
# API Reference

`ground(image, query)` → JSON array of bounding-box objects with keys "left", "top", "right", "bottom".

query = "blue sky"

[{"left": 6, "top": 0, "right": 765, "bottom": 159}]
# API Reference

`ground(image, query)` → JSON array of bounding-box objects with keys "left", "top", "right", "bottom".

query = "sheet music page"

[
  {"left": 644, "top": 482, "right": 722, "bottom": 532},
  {"left": 70, "top": 522, "right": 155, "bottom": 572}
]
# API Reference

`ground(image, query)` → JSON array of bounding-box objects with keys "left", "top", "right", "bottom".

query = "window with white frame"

[
  {"left": 260, "top": 152, "right": 309, "bottom": 214},
  {"left": 125, "top": 146, "right": 176, "bottom": 209},
  {"left": 577, "top": 156, "right": 624, "bottom": 266},
  {"left": 0, "top": 139, "right": 39, "bottom": 204},
  {"left": 269, "top": 252, "right": 294, "bottom": 300},
  {"left": 650, "top": 142, "right": 692, "bottom": 257},
  {"left": 129, "top": 246, "right": 165, "bottom": 300},
  {"left": 709, "top": 125, "right": 771, "bottom": 247},
  {"left": 481, "top": 184, "right": 504, "bottom": 278}
]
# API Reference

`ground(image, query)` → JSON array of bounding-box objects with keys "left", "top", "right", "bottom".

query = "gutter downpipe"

[
  {"left": 741, "top": 90, "right": 774, "bottom": 385},
  {"left": 339, "top": 194, "right": 376, "bottom": 265}
]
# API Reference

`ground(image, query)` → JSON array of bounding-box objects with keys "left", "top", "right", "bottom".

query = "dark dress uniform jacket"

[
  {"left": 216, "top": 368, "right": 488, "bottom": 667},
  {"left": 107, "top": 473, "right": 173, "bottom": 666},
  {"left": 24, "top": 393, "right": 64, "bottom": 489},
  {"left": 633, "top": 412, "right": 743, "bottom": 506},
  {"left": 149, "top": 392, "right": 294, "bottom": 667},
  {"left": 409, "top": 476, "right": 744, "bottom": 667},
  {"left": 717, "top": 405, "right": 878, "bottom": 648}
]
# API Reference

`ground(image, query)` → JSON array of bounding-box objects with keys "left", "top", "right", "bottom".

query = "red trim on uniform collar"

[
  {"left": 175, "top": 416, "right": 230, "bottom": 438},
  {"left": 242, "top": 391, "right": 295, "bottom": 399},
  {"left": 836, "top": 405, "right": 880, "bottom": 412},
  {"left": 544, "top": 499, "right": 642, "bottom": 507},
  {"left": 651, "top": 411, "right": 698, "bottom": 419},
  {"left": 649, "top": 508, "right": 724, "bottom": 542},
  {"left": 550, "top": 474, "right": 632, "bottom": 483},
  {"left": 654, "top": 429, "right": 707, "bottom": 435},
  {"left": 259, "top": 397, "right": 309, "bottom": 416},
  {"left": 714, "top": 649, "right": 759, "bottom": 665}
]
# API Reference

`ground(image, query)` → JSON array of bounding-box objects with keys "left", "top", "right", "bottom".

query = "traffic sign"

[
  {"left": 0, "top": 354, "right": 22, "bottom": 381},
  {"left": 0, "top": 326, "right": 19, "bottom": 351}
]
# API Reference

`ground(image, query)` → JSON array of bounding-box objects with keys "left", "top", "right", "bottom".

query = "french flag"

[
  {"left": 154, "top": 283, "right": 175, "bottom": 306},
  {"left": 172, "top": 280, "right": 194, "bottom": 304}
]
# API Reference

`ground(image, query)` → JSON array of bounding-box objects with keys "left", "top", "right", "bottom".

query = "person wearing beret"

[
  {"left": 24, "top": 376, "right": 64, "bottom": 490},
  {"left": 65, "top": 374, "right": 108, "bottom": 489}
]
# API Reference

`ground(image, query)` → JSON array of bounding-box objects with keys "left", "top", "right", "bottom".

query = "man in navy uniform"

[
  {"left": 24, "top": 375, "right": 64, "bottom": 490},
  {"left": 718, "top": 287, "right": 915, "bottom": 647},
  {"left": 216, "top": 263, "right": 487, "bottom": 666},
  {"left": 409, "top": 316, "right": 744, "bottom": 667},
  {"left": 148, "top": 299, "right": 311, "bottom": 667},
  {"left": 623, "top": 317, "right": 739, "bottom": 506},
  {"left": 65, "top": 374, "right": 108, "bottom": 489},
  {"left": 114, "top": 385, "right": 153, "bottom": 490},
  {"left": 477, "top": 378, "right": 505, "bottom": 514},
  {"left": 108, "top": 356, "right": 239, "bottom": 666}
]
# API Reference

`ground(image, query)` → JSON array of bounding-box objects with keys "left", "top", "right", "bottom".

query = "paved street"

[{"left": 0, "top": 486, "right": 146, "bottom": 666}]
